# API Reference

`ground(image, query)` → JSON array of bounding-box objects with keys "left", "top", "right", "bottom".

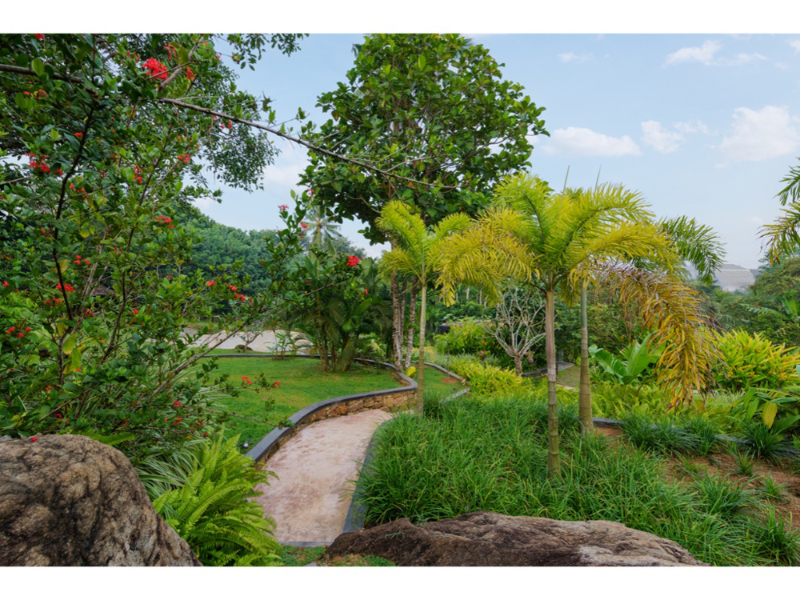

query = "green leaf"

[
  {"left": 418, "top": 54, "right": 426, "bottom": 70},
  {"left": 31, "top": 58, "right": 45, "bottom": 77},
  {"left": 762, "top": 401, "right": 778, "bottom": 429},
  {"left": 63, "top": 334, "right": 77, "bottom": 356},
  {"left": 50, "top": 129, "right": 60, "bottom": 141}
]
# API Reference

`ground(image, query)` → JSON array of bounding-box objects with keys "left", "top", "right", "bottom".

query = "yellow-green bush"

[
  {"left": 449, "top": 358, "right": 524, "bottom": 396},
  {"left": 715, "top": 330, "right": 799, "bottom": 391}
]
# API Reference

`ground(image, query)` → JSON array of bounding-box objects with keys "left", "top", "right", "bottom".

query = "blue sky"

[{"left": 195, "top": 34, "right": 800, "bottom": 269}]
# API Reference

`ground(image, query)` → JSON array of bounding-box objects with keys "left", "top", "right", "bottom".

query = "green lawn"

[
  {"left": 556, "top": 365, "right": 581, "bottom": 388},
  {"left": 202, "top": 357, "right": 402, "bottom": 446},
  {"left": 413, "top": 365, "right": 467, "bottom": 399}
]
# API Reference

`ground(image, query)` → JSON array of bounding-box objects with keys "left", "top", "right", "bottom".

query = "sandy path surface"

[{"left": 254, "top": 409, "right": 392, "bottom": 545}]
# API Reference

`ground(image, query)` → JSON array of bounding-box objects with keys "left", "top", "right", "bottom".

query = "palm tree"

[
  {"left": 574, "top": 214, "right": 725, "bottom": 435},
  {"left": 376, "top": 201, "right": 514, "bottom": 414},
  {"left": 442, "top": 173, "right": 714, "bottom": 475},
  {"left": 305, "top": 202, "right": 344, "bottom": 251}
]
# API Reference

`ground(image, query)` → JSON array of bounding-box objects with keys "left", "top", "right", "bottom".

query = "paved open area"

[{"left": 253, "top": 409, "right": 392, "bottom": 545}]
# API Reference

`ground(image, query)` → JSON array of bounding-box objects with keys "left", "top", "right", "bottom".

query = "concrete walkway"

[
  {"left": 185, "top": 329, "right": 311, "bottom": 353},
  {"left": 253, "top": 409, "right": 392, "bottom": 545}
]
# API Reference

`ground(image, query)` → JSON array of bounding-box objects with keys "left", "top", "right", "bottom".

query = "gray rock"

[
  {"left": 327, "top": 511, "right": 707, "bottom": 566},
  {"left": 0, "top": 434, "right": 200, "bottom": 566}
]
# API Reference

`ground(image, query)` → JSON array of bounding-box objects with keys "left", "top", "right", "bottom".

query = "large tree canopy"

[{"left": 300, "top": 33, "right": 548, "bottom": 244}]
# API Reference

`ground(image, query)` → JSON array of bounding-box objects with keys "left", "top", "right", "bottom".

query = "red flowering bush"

[{"left": 346, "top": 255, "right": 361, "bottom": 267}]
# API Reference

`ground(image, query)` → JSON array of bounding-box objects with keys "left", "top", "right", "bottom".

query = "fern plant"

[{"left": 152, "top": 435, "right": 282, "bottom": 566}]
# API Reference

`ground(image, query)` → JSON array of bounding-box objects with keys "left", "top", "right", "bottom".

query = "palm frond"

[
  {"left": 595, "top": 262, "right": 718, "bottom": 406},
  {"left": 777, "top": 159, "right": 800, "bottom": 206},
  {"left": 657, "top": 215, "right": 725, "bottom": 284},
  {"left": 761, "top": 200, "right": 800, "bottom": 265}
]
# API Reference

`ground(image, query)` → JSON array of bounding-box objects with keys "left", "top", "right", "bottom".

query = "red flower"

[
  {"left": 177, "top": 154, "right": 191, "bottom": 164},
  {"left": 45, "top": 386, "right": 51, "bottom": 392},
  {"left": 278, "top": 204, "right": 288, "bottom": 211},
  {"left": 206, "top": 280, "right": 216, "bottom": 287},
  {"left": 74, "top": 132, "right": 83, "bottom": 138},
  {"left": 272, "top": 381, "right": 281, "bottom": 389},
  {"left": 185, "top": 66, "right": 196, "bottom": 81},
  {"left": 2, "top": 281, "right": 7, "bottom": 287},
  {"left": 346, "top": 255, "right": 361, "bottom": 267},
  {"left": 131, "top": 309, "right": 139, "bottom": 316},
  {"left": 55, "top": 413, "right": 62, "bottom": 419},
  {"left": 142, "top": 58, "right": 168, "bottom": 81},
  {"left": 30, "top": 436, "right": 37, "bottom": 442},
  {"left": 301, "top": 222, "right": 308, "bottom": 230},
  {"left": 35, "top": 34, "right": 44, "bottom": 41},
  {"left": 228, "top": 285, "right": 237, "bottom": 292},
  {"left": 56, "top": 168, "right": 64, "bottom": 176},
  {"left": 173, "top": 400, "right": 182, "bottom": 407},
  {"left": 55, "top": 283, "right": 75, "bottom": 293},
  {"left": 226, "top": 121, "right": 233, "bottom": 129},
  {"left": 241, "top": 376, "right": 252, "bottom": 384},
  {"left": 25, "top": 327, "right": 30, "bottom": 332},
  {"left": 85, "top": 309, "right": 94, "bottom": 317},
  {"left": 363, "top": 288, "right": 368, "bottom": 295}
]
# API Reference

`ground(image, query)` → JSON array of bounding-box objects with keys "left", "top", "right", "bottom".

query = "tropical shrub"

[
  {"left": 447, "top": 357, "right": 524, "bottom": 396},
  {"left": 433, "top": 320, "right": 504, "bottom": 360},
  {"left": 589, "top": 333, "right": 663, "bottom": 386},
  {"left": 591, "top": 383, "right": 670, "bottom": 419},
  {"left": 731, "top": 385, "right": 800, "bottom": 436},
  {"left": 152, "top": 435, "right": 282, "bottom": 566},
  {"left": 715, "top": 330, "right": 799, "bottom": 391}
]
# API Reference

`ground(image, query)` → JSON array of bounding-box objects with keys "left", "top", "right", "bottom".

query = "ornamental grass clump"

[{"left": 356, "top": 394, "right": 798, "bottom": 565}]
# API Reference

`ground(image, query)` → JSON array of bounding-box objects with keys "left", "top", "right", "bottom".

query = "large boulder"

[
  {"left": 327, "top": 511, "right": 707, "bottom": 566},
  {"left": 0, "top": 434, "right": 200, "bottom": 566}
]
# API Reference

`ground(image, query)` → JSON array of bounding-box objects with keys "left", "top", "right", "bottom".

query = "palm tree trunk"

[
  {"left": 391, "top": 271, "right": 404, "bottom": 371},
  {"left": 416, "top": 282, "right": 427, "bottom": 416},
  {"left": 545, "top": 287, "right": 560, "bottom": 476},
  {"left": 579, "top": 281, "right": 593, "bottom": 435},
  {"left": 404, "top": 280, "right": 418, "bottom": 370}
]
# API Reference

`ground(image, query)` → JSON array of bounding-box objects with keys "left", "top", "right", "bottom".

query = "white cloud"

[
  {"left": 558, "top": 52, "right": 592, "bottom": 63},
  {"left": 723, "top": 52, "right": 766, "bottom": 65},
  {"left": 262, "top": 142, "right": 309, "bottom": 188},
  {"left": 674, "top": 120, "right": 709, "bottom": 134},
  {"left": 719, "top": 105, "right": 800, "bottom": 162},
  {"left": 789, "top": 39, "right": 800, "bottom": 53},
  {"left": 664, "top": 41, "right": 766, "bottom": 67},
  {"left": 749, "top": 216, "right": 765, "bottom": 225},
  {"left": 193, "top": 197, "right": 217, "bottom": 212},
  {"left": 665, "top": 41, "right": 722, "bottom": 66},
  {"left": 543, "top": 127, "right": 641, "bottom": 157},
  {"left": 641, "top": 120, "right": 684, "bottom": 153}
]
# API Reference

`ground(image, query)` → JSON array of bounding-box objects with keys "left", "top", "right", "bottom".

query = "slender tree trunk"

[
  {"left": 579, "top": 281, "right": 593, "bottom": 435},
  {"left": 545, "top": 288, "right": 560, "bottom": 476},
  {"left": 404, "top": 280, "right": 418, "bottom": 370},
  {"left": 391, "top": 270, "right": 404, "bottom": 371},
  {"left": 514, "top": 355, "right": 523, "bottom": 376},
  {"left": 417, "top": 282, "right": 427, "bottom": 416}
]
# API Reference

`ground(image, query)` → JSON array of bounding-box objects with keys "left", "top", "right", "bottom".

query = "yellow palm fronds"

[{"left": 595, "top": 262, "right": 718, "bottom": 406}]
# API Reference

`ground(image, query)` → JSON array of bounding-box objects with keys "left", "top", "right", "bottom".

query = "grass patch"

[
  {"left": 413, "top": 365, "right": 467, "bottom": 399},
  {"left": 556, "top": 365, "right": 581, "bottom": 388},
  {"left": 202, "top": 357, "right": 401, "bottom": 446},
  {"left": 278, "top": 545, "right": 326, "bottom": 566},
  {"left": 357, "top": 393, "right": 800, "bottom": 566}
]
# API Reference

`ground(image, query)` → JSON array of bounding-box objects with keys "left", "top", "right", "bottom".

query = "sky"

[{"left": 194, "top": 33, "right": 800, "bottom": 270}]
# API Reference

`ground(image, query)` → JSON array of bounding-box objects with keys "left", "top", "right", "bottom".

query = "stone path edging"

[{"left": 240, "top": 355, "right": 417, "bottom": 465}]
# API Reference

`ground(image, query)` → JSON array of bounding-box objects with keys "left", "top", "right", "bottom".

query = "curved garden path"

[{"left": 253, "top": 409, "right": 392, "bottom": 545}]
